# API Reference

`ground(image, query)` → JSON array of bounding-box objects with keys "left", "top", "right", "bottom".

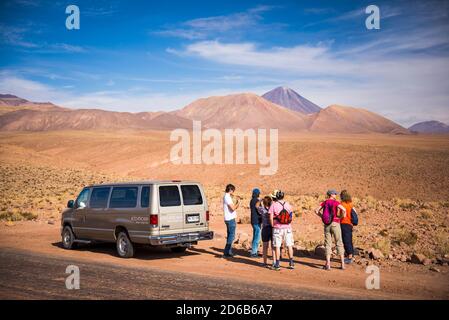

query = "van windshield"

[{"left": 75, "top": 188, "right": 90, "bottom": 208}]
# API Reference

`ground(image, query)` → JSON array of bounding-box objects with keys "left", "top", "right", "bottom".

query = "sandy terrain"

[
  {"left": 0, "top": 221, "right": 448, "bottom": 300},
  {"left": 1, "top": 130, "right": 448, "bottom": 299}
]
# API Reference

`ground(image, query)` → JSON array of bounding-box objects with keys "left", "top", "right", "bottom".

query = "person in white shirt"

[{"left": 223, "top": 184, "right": 239, "bottom": 257}]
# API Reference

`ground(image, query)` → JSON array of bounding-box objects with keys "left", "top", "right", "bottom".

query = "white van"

[{"left": 61, "top": 180, "right": 213, "bottom": 258}]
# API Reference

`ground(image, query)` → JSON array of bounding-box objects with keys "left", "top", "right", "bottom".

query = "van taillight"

[
  {"left": 150, "top": 214, "right": 158, "bottom": 225},
  {"left": 206, "top": 211, "right": 209, "bottom": 221}
]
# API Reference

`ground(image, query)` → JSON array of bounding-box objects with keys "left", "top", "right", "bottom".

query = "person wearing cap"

[
  {"left": 250, "top": 188, "right": 261, "bottom": 257},
  {"left": 269, "top": 190, "right": 295, "bottom": 271},
  {"left": 315, "top": 189, "right": 347, "bottom": 270}
]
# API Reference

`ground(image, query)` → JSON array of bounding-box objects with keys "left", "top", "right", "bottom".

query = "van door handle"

[{"left": 162, "top": 225, "right": 170, "bottom": 228}]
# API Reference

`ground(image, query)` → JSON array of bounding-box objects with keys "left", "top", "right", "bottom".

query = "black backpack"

[{"left": 351, "top": 208, "right": 359, "bottom": 226}]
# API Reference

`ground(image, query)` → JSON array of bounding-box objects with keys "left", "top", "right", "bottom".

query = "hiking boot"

[
  {"left": 323, "top": 264, "right": 331, "bottom": 271},
  {"left": 250, "top": 253, "right": 258, "bottom": 258},
  {"left": 273, "top": 265, "right": 281, "bottom": 271},
  {"left": 288, "top": 260, "right": 295, "bottom": 270},
  {"left": 344, "top": 258, "right": 353, "bottom": 264}
]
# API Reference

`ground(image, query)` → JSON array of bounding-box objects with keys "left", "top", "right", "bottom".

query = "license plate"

[{"left": 186, "top": 215, "right": 200, "bottom": 223}]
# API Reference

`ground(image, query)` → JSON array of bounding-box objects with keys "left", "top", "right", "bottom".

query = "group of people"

[{"left": 222, "top": 184, "right": 358, "bottom": 271}]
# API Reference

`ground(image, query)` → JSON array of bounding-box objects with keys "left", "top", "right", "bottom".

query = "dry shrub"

[
  {"left": 0, "top": 210, "right": 37, "bottom": 221},
  {"left": 362, "top": 196, "right": 379, "bottom": 210},
  {"left": 296, "top": 195, "right": 317, "bottom": 211},
  {"left": 435, "top": 230, "right": 449, "bottom": 256},
  {"left": 393, "top": 229, "right": 418, "bottom": 246},
  {"left": 374, "top": 238, "right": 391, "bottom": 256},
  {"left": 238, "top": 215, "right": 251, "bottom": 224},
  {"left": 440, "top": 201, "right": 449, "bottom": 208},
  {"left": 419, "top": 209, "right": 433, "bottom": 220},
  {"left": 394, "top": 198, "right": 418, "bottom": 210}
]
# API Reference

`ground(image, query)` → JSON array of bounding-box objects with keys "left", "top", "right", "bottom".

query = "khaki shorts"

[
  {"left": 272, "top": 228, "right": 294, "bottom": 248},
  {"left": 324, "top": 222, "right": 344, "bottom": 256}
]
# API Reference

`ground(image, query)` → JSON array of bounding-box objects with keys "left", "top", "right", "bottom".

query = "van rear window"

[
  {"left": 109, "top": 187, "right": 138, "bottom": 208},
  {"left": 90, "top": 187, "right": 111, "bottom": 208},
  {"left": 159, "top": 186, "right": 181, "bottom": 207},
  {"left": 181, "top": 185, "right": 203, "bottom": 205}
]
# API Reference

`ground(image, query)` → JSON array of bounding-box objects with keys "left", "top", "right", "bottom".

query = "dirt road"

[
  {"left": 0, "top": 249, "right": 348, "bottom": 300},
  {"left": 0, "top": 221, "right": 448, "bottom": 300}
]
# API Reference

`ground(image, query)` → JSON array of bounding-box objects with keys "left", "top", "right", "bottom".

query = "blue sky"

[{"left": 0, "top": 0, "right": 448, "bottom": 126}]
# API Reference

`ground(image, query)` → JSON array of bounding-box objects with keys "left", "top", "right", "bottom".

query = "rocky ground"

[{"left": 1, "top": 130, "right": 448, "bottom": 278}]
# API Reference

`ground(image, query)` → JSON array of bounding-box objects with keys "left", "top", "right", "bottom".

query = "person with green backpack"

[
  {"left": 315, "top": 189, "right": 347, "bottom": 271},
  {"left": 269, "top": 190, "right": 295, "bottom": 271}
]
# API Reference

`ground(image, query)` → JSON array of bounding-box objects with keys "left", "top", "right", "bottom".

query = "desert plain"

[{"left": 0, "top": 129, "right": 448, "bottom": 299}]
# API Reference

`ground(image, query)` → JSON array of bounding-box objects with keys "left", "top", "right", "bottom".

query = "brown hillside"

[
  {"left": 176, "top": 93, "right": 309, "bottom": 130},
  {"left": 0, "top": 109, "right": 191, "bottom": 131},
  {"left": 309, "top": 105, "right": 409, "bottom": 134}
]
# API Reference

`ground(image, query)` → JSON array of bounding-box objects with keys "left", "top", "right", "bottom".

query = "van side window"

[
  {"left": 141, "top": 186, "right": 151, "bottom": 208},
  {"left": 90, "top": 187, "right": 111, "bottom": 208},
  {"left": 181, "top": 185, "right": 203, "bottom": 205},
  {"left": 159, "top": 186, "right": 181, "bottom": 207},
  {"left": 109, "top": 187, "right": 138, "bottom": 208},
  {"left": 75, "top": 188, "right": 90, "bottom": 208}
]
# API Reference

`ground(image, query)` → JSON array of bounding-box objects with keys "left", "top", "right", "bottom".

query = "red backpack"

[{"left": 275, "top": 202, "right": 293, "bottom": 224}]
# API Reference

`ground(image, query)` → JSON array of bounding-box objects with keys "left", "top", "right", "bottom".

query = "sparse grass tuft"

[
  {"left": 0, "top": 210, "right": 37, "bottom": 221},
  {"left": 393, "top": 229, "right": 418, "bottom": 246},
  {"left": 419, "top": 209, "right": 433, "bottom": 220},
  {"left": 239, "top": 215, "right": 251, "bottom": 224},
  {"left": 373, "top": 238, "right": 391, "bottom": 256},
  {"left": 394, "top": 198, "right": 418, "bottom": 210},
  {"left": 435, "top": 230, "right": 449, "bottom": 256}
]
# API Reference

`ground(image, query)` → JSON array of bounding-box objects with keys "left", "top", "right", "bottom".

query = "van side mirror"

[{"left": 67, "top": 200, "right": 74, "bottom": 208}]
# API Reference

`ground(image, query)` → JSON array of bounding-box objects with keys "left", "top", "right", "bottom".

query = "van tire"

[
  {"left": 116, "top": 231, "right": 134, "bottom": 258},
  {"left": 170, "top": 246, "right": 187, "bottom": 254},
  {"left": 62, "top": 225, "right": 77, "bottom": 249}
]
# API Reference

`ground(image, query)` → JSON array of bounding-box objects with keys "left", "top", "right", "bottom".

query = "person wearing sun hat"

[{"left": 315, "top": 189, "right": 347, "bottom": 270}]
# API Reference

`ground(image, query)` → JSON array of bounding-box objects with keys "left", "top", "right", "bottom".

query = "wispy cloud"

[
  {"left": 153, "top": 5, "right": 280, "bottom": 40},
  {"left": 0, "top": 25, "right": 38, "bottom": 48},
  {"left": 303, "top": 4, "right": 402, "bottom": 28},
  {"left": 0, "top": 24, "right": 86, "bottom": 53},
  {"left": 0, "top": 73, "right": 245, "bottom": 112},
  {"left": 171, "top": 18, "right": 449, "bottom": 126}
]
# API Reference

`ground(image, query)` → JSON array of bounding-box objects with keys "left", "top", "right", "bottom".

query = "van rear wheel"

[
  {"left": 170, "top": 246, "right": 187, "bottom": 253},
  {"left": 116, "top": 231, "right": 134, "bottom": 258}
]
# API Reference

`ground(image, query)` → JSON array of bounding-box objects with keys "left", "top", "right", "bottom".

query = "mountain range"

[
  {"left": 0, "top": 88, "right": 413, "bottom": 134},
  {"left": 408, "top": 121, "right": 449, "bottom": 134}
]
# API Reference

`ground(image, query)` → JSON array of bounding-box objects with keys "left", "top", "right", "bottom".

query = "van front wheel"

[
  {"left": 62, "top": 225, "right": 77, "bottom": 249},
  {"left": 116, "top": 231, "right": 134, "bottom": 258},
  {"left": 170, "top": 246, "right": 187, "bottom": 253}
]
